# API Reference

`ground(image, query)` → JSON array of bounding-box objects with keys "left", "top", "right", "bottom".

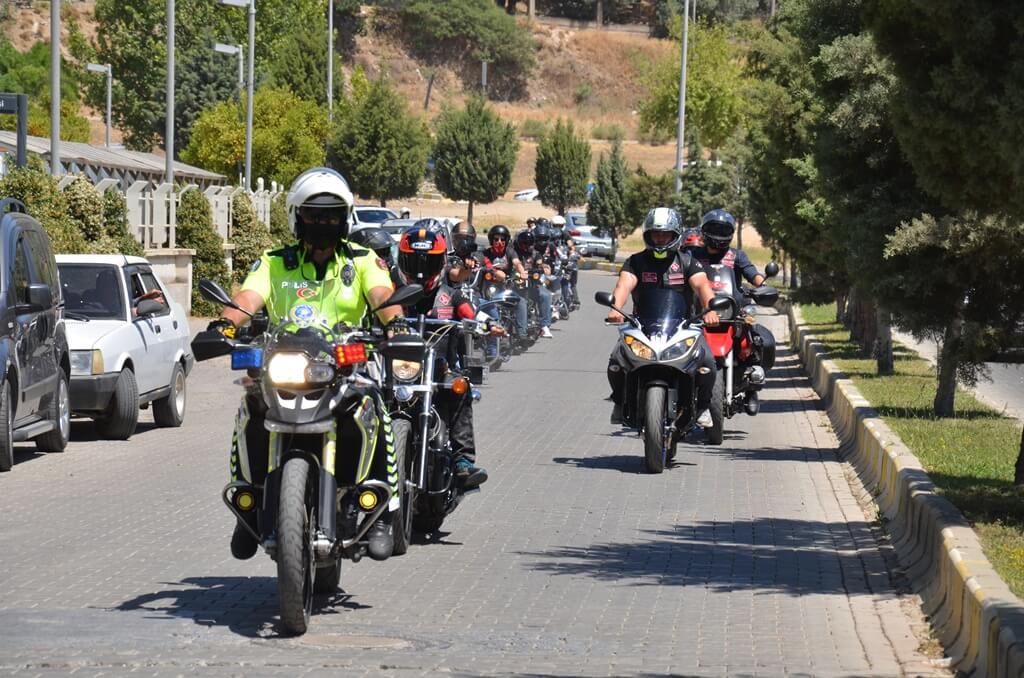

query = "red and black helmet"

[{"left": 398, "top": 224, "right": 448, "bottom": 291}]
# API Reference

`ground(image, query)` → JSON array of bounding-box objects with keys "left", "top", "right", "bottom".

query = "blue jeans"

[
  {"left": 514, "top": 295, "right": 528, "bottom": 338},
  {"left": 530, "top": 284, "right": 552, "bottom": 327}
]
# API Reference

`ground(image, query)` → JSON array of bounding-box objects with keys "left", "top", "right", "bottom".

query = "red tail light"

[
  {"left": 569, "top": 229, "right": 581, "bottom": 236},
  {"left": 335, "top": 343, "right": 368, "bottom": 366}
]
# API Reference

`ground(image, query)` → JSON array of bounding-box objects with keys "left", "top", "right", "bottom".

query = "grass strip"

[{"left": 800, "top": 303, "right": 1024, "bottom": 598}]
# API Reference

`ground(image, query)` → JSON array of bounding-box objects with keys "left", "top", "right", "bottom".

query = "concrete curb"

[
  {"left": 788, "top": 304, "right": 1024, "bottom": 677},
  {"left": 579, "top": 260, "right": 619, "bottom": 273}
]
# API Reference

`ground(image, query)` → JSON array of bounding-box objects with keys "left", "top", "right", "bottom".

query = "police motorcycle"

[
  {"left": 190, "top": 279, "right": 423, "bottom": 636},
  {"left": 380, "top": 309, "right": 488, "bottom": 541},
  {"left": 595, "top": 289, "right": 732, "bottom": 473},
  {"left": 700, "top": 262, "right": 780, "bottom": 445}
]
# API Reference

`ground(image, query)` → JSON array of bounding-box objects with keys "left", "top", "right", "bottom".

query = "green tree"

[
  {"left": 623, "top": 165, "right": 675, "bottom": 230},
  {"left": 266, "top": 16, "right": 345, "bottom": 107},
  {"left": 674, "top": 135, "right": 733, "bottom": 227},
  {"left": 175, "top": 37, "right": 239, "bottom": 152},
  {"left": 230, "top": 192, "right": 274, "bottom": 284},
  {"left": 176, "top": 188, "right": 229, "bottom": 316},
  {"left": 182, "top": 87, "right": 330, "bottom": 188},
  {"left": 534, "top": 119, "right": 591, "bottom": 216},
  {"left": 329, "top": 77, "right": 430, "bottom": 206},
  {"left": 269, "top": 193, "right": 292, "bottom": 246},
  {"left": 0, "top": 38, "right": 90, "bottom": 142},
  {"left": 639, "top": 19, "right": 748, "bottom": 150},
  {"left": 587, "top": 138, "right": 631, "bottom": 240},
  {"left": 432, "top": 97, "right": 519, "bottom": 224},
  {"left": 396, "top": 0, "right": 536, "bottom": 99}
]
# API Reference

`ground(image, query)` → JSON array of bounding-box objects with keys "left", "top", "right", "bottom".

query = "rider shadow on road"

[
  {"left": 553, "top": 454, "right": 696, "bottom": 473},
  {"left": 115, "top": 576, "right": 370, "bottom": 639}
]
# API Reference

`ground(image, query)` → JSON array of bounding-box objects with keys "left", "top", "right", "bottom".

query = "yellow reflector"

[
  {"left": 358, "top": 490, "right": 378, "bottom": 511},
  {"left": 685, "top": 337, "right": 696, "bottom": 347},
  {"left": 235, "top": 491, "right": 255, "bottom": 511},
  {"left": 624, "top": 335, "right": 634, "bottom": 345}
]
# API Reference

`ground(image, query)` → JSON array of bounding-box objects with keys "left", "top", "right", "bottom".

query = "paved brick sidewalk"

[{"left": 0, "top": 271, "right": 945, "bottom": 677}]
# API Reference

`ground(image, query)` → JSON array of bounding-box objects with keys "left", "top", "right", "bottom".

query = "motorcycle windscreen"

[
  {"left": 707, "top": 264, "right": 736, "bottom": 320},
  {"left": 633, "top": 288, "right": 690, "bottom": 337}
]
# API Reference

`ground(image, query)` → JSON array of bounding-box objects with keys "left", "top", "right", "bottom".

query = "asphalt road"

[{"left": 0, "top": 271, "right": 946, "bottom": 677}]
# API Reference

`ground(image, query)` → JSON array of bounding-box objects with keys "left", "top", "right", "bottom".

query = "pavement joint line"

[{"left": 789, "top": 302, "right": 1024, "bottom": 678}]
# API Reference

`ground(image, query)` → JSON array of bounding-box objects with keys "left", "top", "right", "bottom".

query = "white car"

[
  {"left": 56, "top": 255, "right": 193, "bottom": 440},
  {"left": 352, "top": 206, "right": 399, "bottom": 229},
  {"left": 514, "top": 189, "right": 539, "bottom": 201}
]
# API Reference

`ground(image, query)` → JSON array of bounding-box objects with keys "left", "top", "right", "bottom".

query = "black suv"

[{"left": 0, "top": 199, "right": 70, "bottom": 472}]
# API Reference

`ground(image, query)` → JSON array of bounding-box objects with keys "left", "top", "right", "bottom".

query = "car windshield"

[
  {"left": 58, "top": 264, "right": 126, "bottom": 320},
  {"left": 569, "top": 215, "right": 587, "bottom": 227},
  {"left": 634, "top": 288, "right": 690, "bottom": 337},
  {"left": 356, "top": 209, "right": 395, "bottom": 224}
]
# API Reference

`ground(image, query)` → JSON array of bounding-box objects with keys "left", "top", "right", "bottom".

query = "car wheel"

[
  {"left": 0, "top": 381, "right": 13, "bottom": 472},
  {"left": 35, "top": 369, "right": 70, "bottom": 452},
  {"left": 152, "top": 362, "right": 186, "bottom": 428},
  {"left": 95, "top": 369, "right": 139, "bottom": 441}
]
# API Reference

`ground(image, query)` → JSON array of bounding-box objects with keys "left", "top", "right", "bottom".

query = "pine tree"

[
  {"left": 587, "top": 138, "right": 630, "bottom": 240},
  {"left": 534, "top": 119, "right": 591, "bottom": 216},
  {"left": 230, "top": 192, "right": 274, "bottom": 285},
  {"left": 176, "top": 189, "right": 229, "bottom": 316},
  {"left": 433, "top": 97, "right": 519, "bottom": 224}
]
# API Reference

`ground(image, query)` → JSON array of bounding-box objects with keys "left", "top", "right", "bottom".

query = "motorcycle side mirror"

[
  {"left": 707, "top": 296, "right": 733, "bottom": 313},
  {"left": 594, "top": 291, "right": 614, "bottom": 307},
  {"left": 198, "top": 279, "right": 252, "bottom": 317},
  {"left": 373, "top": 284, "right": 424, "bottom": 312},
  {"left": 764, "top": 261, "right": 780, "bottom": 278}
]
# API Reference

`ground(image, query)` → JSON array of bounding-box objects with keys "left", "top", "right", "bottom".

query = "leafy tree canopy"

[{"left": 534, "top": 119, "right": 592, "bottom": 216}]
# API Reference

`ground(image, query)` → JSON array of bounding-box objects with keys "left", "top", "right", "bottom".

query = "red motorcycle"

[{"left": 701, "top": 263, "right": 779, "bottom": 444}]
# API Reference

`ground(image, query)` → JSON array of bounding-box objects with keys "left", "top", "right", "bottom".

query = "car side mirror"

[
  {"left": 27, "top": 283, "right": 52, "bottom": 311},
  {"left": 764, "top": 261, "right": 780, "bottom": 278},
  {"left": 594, "top": 291, "right": 614, "bottom": 307},
  {"left": 136, "top": 298, "right": 165, "bottom": 317}
]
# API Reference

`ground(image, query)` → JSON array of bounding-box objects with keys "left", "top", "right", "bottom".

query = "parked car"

[
  {"left": 352, "top": 206, "right": 399, "bottom": 230},
  {"left": 56, "top": 255, "right": 193, "bottom": 440},
  {"left": 0, "top": 199, "right": 71, "bottom": 472},
  {"left": 514, "top": 189, "right": 539, "bottom": 202},
  {"left": 567, "top": 212, "right": 617, "bottom": 262}
]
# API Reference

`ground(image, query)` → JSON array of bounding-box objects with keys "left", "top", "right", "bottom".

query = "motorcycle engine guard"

[{"left": 353, "top": 396, "right": 380, "bottom": 484}]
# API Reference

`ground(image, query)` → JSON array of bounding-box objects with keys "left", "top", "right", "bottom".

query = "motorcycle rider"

[
  {"left": 348, "top": 225, "right": 401, "bottom": 287},
  {"left": 515, "top": 230, "right": 554, "bottom": 338},
  {"left": 447, "top": 222, "right": 485, "bottom": 284},
  {"left": 605, "top": 207, "right": 721, "bottom": 426},
  {"left": 395, "top": 222, "right": 491, "bottom": 489},
  {"left": 482, "top": 224, "right": 530, "bottom": 347},
  {"left": 689, "top": 209, "right": 776, "bottom": 406},
  {"left": 209, "top": 167, "right": 403, "bottom": 562}
]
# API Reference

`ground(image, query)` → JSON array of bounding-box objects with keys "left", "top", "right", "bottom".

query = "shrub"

[
  {"left": 102, "top": 190, "right": 145, "bottom": 257},
  {"left": 230, "top": 192, "right": 274, "bottom": 285},
  {"left": 176, "top": 189, "right": 229, "bottom": 316},
  {"left": 269, "top": 192, "right": 292, "bottom": 246},
  {"left": 574, "top": 81, "right": 594, "bottom": 106},
  {"left": 518, "top": 118, "right": 550, "bottom": 139},
  {"left": 590, "top": 122, "right": 625, "bottom": 141},
  {"left": 0, "top": 167, "right": 85, "bottom": 253}
]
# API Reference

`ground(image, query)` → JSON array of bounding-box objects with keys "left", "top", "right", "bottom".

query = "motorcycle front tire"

[
  {"left": 277, "top": 456, "right": 315, "bottom": 635},
  {"left": 643, "top": 385, "right": 668, "bottom": 474},
  {"left": 707, "top": 371, "right": 725, "bottom": 446},
  {"left": 413, "top": 421, "right": 448, "bottom": 535}
]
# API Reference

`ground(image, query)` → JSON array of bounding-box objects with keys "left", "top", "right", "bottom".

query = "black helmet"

[
  {"left": 514, "top": 229, "right": 535, "bottom": 256},
  {"left": 488, "top": 224, "right": 511, "bottom": 244},
  {"left": 533, "top": 222, "right": 553, "bottom": 252},
  {"left": 700, "top": 209, "right": 737, "bottom": 250},
  {"left": 451, "top": 222, "right": 478, "bottom": 258},
  {"left": 348, "top": 226, "right": 394, "bottom": 262}
]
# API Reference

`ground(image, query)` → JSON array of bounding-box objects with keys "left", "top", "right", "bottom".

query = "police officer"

[
  {"left": 209, "top": 167, "right": 403, "bottom": 561},
  {"left": 605, "top": 207, "right": 721, "bottom": 427}
]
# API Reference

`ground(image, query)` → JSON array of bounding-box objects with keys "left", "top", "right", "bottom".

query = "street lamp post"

[
  {"left": 213, "top": 43, "right": 244, "bottom": 94},
  {"left": 327, "top": 0, "right": 333, "bottom": 121},
  {"left": 166, "top": 0, "right": 175, "bottom": 184},
  {"left": 86, "top": 63, "right": 112, "bottom": 148},
  {"left": 673, "top": 0, "right": 691, "bottom": 193},
  {"left": 50, "top": 0, "right": 60, "bottom": 175},
  {"left": 219, "top": 0, "right": 255, "bottom": 192}
]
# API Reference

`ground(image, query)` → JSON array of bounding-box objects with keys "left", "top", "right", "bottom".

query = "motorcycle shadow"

[
  {"left": 411, "top": 530, "right": 463, "bottom": 547},
  {"left": 553, "top": 454, "right": 696, "bottom": 473},
  {"left": 115, "top": 576, "right": 371, "bottom": 639}
]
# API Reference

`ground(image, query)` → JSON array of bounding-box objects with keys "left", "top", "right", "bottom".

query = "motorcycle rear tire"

[
  {"left": 277, "top": 456, "right": 315, "bottom": 635},
  {"left": 643, "top": 385, "right": 668, "bottom": 474},
  {"left": 707, "top": 371, "right": 725, "bottom": 446},
  {"left": 391, "top": 419, "right": 414, "bottom": 556}
]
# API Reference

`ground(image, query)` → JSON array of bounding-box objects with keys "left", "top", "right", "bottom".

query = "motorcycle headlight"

[
  {"left": 660, "top": 336, "right": 697, "bottom": 361},
  {"left": 392, "top": 359, "right": 422, "bottom": 382},
  {"left": 305, "top": 362, "right": 336, "bottom": 385},
  {"left": 267, "top": 353, "right": 311, "bottom": 386},
  {"left": 625, "top": 336, "right": 655, "bottom": 361}
]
